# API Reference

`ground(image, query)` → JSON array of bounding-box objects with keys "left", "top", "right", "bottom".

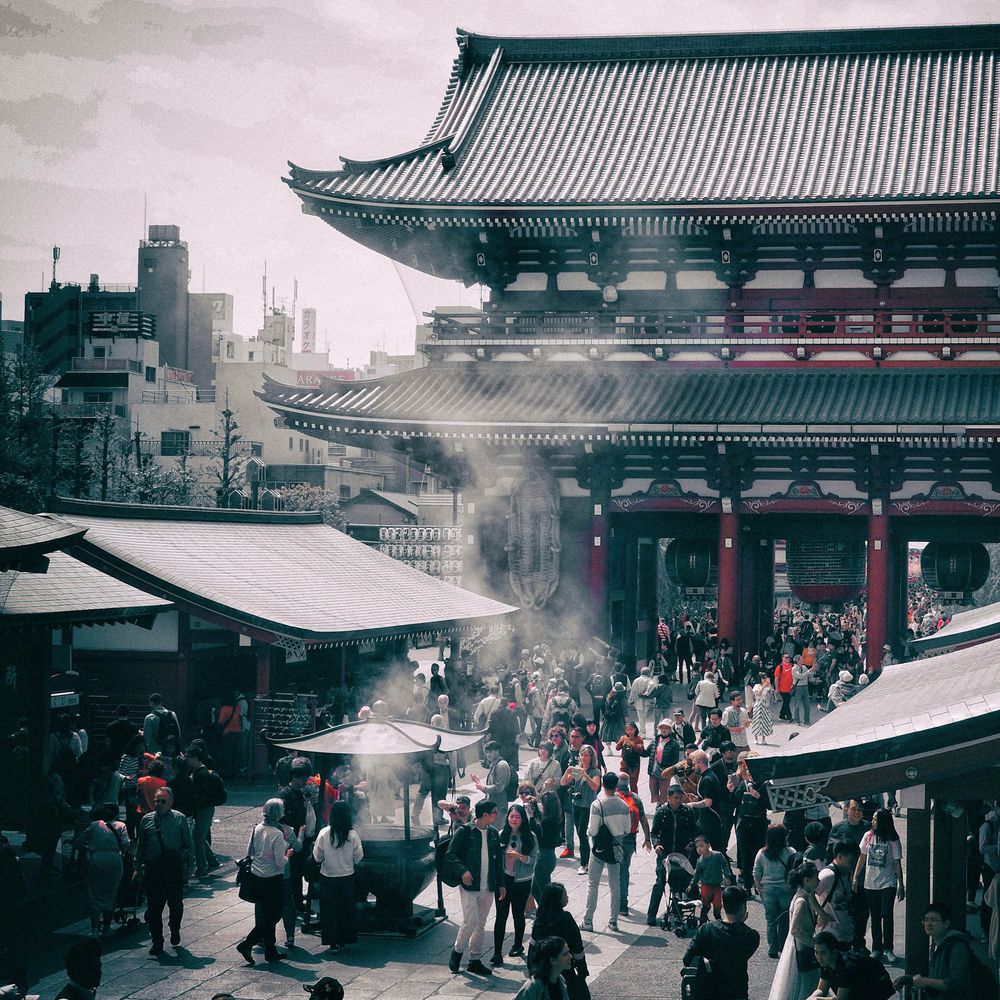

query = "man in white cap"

[{"left": 628, "top": 665, "right": 658, "bottom": 739}]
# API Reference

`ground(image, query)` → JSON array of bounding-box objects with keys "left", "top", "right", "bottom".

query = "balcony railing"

[
  {"left": 424, "top": 307, "right": 1000, "bottom": 362},
  {"left": 141, "top": 390, "right": 215, "bottom": 404},
  {"left": 71, "top": 357, "right": 143, "bottom": 373},
  {"left": 140, "top": 439, "right": 263, "bottom": 458},
  {"left": 51, "top": 402, "right": 128, "bottom": 419}
]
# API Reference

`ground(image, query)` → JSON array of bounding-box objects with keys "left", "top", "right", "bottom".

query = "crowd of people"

[{"left": 2, "top": 597, "right": 996, "bottom": 1000}]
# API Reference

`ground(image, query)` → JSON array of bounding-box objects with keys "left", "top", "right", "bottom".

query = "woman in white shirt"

[
  {"left": 854, "top": 808, "right": 905, "bottom": 963},
  {"left": 237, "top": 799, "right": 292, "bottom": 965},
  {"left": 313, "top": 800, "right": 364, "bottom": 953}
]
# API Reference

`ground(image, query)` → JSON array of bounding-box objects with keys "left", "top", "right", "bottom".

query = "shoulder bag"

[{"left": 236, "top": 828, "right": 258, "bottom": 902}]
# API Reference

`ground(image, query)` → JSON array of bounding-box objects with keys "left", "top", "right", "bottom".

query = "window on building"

[
  {"left": 144, "top": 258, "right": 155, "bottom": 271},
  {"left": 225, "top": 342, "right": 235, "bottom": 359},
  {"left": 145, "top": 366, "right": 156, "bottom": 383},
  {"left": 161, "top": 430, "right": 191, "bottom": 457},
  {"left": 92, "top": 347, "right": 107, "bottom": 359},
  {"left": 339, "top": 485, "right": 351, "bottom": 499},
  {"left": 299, "top": 438, "right": 304, "bottom": 451},
  {"left": 251, "top": 442, "right": 263, "bottom": 457},
  {"left": 289, "top": 436, "right": 294, "bottom": 450},
  {"left": 247, "top": 351, "right": 255, "bottom": 361},
  {"left": 83, "top": 391, "right": 112, "bottom": 403}
]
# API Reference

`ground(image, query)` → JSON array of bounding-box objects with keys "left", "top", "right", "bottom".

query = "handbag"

[
  {"left": 795, "top": 946, "right": 820, "bottom": 972},
  {"left": 236, "top": 830, "right": 257, "bottom": 903}
]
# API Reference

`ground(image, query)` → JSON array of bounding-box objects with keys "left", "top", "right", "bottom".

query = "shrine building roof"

[
  {"left": 0, "top": 505, "right": 87, "bottom": 573},
  {"left": 48, "top": 499, "right": 516, "bottom": 646},
  {"left": 259, "top": 365, "right": 1000, "bottom": 445},
  {"left": 0, "top": 549, "right": 173, "bottom": 628},
  {"left": 286, "top": 24, "right": 1000, "bottom": 217},
  {"left": 747, "top": 639, "right": 1000, "bottom": 807}
]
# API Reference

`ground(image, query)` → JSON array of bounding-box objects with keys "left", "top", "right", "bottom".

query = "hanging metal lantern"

[
  {"left": 786, "top": 539, "right": 866, "bottom": 605},
  {"left": 921, "top": 542, "right": 990, "bottom": 598},
  {"left": 663, "top": 538, "right": 717, "bottom": 591}
]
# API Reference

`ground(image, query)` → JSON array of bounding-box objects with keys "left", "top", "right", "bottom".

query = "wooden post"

[
  {"left": 905, "top": 802, "right": 931, "bottom": 975},
  {"left": 865, "top": 508, "right": 890, "bottom": 672},
  {"left": 255, "top": 645, "right": 271, "bottom": 696},
  {"left": 932, "top": 803, "right": 968, "bottom": 933},
  {"left": 589, "top": 490, "right": 610, "bottom": 637}
]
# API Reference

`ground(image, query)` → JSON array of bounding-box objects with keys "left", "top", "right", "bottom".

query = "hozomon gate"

[{"left": 265, "top": 24, "right": 1000, "bottom": 668}]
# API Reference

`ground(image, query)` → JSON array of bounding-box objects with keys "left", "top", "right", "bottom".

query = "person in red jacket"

[{"left": 773, "top": 654, "right": 794, "bottom": 722}]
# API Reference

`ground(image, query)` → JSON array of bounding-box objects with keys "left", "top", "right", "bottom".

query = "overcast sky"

[{"left": 1, "top": 0, "right": 995, "bottom": 366}]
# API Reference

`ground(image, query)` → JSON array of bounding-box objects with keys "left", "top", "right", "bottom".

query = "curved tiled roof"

[
  {"left": 259, "top": 365, "right": 1000, "bottom": 438},
  {"left": 0, "top": 505, "right": 86, "bottom": 572},
  {"left": 0, "top": 550, "right": 172, "bottom": 626},
  {"left": 286, "top": 24, "right": 1000, "bottom": 211},
  {"left": 51, "top": 500, "right": 515, "bottom": 643}
]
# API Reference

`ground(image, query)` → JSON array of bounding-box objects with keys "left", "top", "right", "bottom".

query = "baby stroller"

[{"left": 662, "top": 852, "right": 700, "bottom": 938}]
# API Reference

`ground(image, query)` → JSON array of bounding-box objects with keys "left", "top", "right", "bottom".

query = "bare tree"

[{"left": 208, "top": 392, "right": 247, "bottom": 506}]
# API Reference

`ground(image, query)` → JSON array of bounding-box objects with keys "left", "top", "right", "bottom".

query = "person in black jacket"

[
  {"left": 682, "top": 886, "right": 760, "bottom": 1000},
  {"left": 446, "top": 800, "right": 506, "bottom": 976},
  {"left": 646, "top": 785, "right": 698, "bottom": 925}
]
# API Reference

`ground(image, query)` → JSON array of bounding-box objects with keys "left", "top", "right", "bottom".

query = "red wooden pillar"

[
  {"left": 866, "top": 508, "right": 890, "bottom": 673},
  {"left": 717, "top": 511, "right": 741, "bottom": 648}
]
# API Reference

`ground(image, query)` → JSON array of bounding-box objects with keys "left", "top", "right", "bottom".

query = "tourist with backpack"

[
  {"left": 143, "top": 694, "right": 181, "bottom": 755},
  {"left": 184, "top": 745, "right": 223, "bottom": 878},
  {"left": 894, "top": 901, "right": 996, "bottom": 1000}
]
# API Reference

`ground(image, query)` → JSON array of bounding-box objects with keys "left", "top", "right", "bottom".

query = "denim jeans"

[
  {"left": 760, "top": 883, "right": 792, "bottom": 955},
  {"left": 192, "top": 806, "right": 217, "bottom": 875},
  {"left": 532, "top": 847, "right": 557, "bottom": 901},
  {"left": 618, "top": 835, "right": 637, "bottom": 910}
]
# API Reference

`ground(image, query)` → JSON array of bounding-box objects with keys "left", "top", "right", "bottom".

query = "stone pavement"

[{"left": 21, "top": 686, "right": 919, "bottom": 1000}]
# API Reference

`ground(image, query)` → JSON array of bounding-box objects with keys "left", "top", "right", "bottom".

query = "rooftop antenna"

[
  {"left": 262, "top": 261, "right": 267, "bottom": 326},
  {"left": 202, "top": 264, "right": 206, "bottom": 293},
  {"left": 50, "top": 246, "right": 61, "bottom": 290},
  {"left": 292, "top": 278, "right": 298, "bottom": 342},
  {"left": 143, "top": 191, "right": 147, "bottom": 239}
]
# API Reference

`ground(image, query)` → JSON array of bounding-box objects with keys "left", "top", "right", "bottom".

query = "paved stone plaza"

[{"left": 17, "top": 699, "right": 918, "bottom": 1000}]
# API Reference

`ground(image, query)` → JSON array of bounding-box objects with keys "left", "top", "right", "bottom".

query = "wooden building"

[{"left": 264, "top": 24, "right": 1000, "bottom": 668}]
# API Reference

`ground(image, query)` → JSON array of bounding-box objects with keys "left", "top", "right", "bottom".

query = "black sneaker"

[
  {"left": 236, "top": 942, "right": 255, "bottom": 966},
  {"left": 169, "top": 930, "right": 180, "bottom": 946},
  {"left": 148, "top": 944, "right": 164, "bottom": 957},
  {"left": 466, "top": 960, "right": 493, "bottom": 976},
  {"left": 448, "top": 951, "right": 462, "bottom": 973}
]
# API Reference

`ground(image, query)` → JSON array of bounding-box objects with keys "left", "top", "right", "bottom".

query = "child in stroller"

[{"left": 661, "top": 852, "right": 700, "bottom": 937}]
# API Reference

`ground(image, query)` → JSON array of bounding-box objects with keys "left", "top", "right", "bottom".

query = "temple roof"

[
  {"left": 49, "top": 499, "right": 516, "bottom": 645},
  {"left": 0, "top": 505, "right": 86, "bottom": 573},
  {"left": 0, "top": 549, "right": 173, "bottom": 627},
  {"left": 286, "top": 24, "right": 1000, "bottom": 215},
  {"left": 259, "top": 366, "right": 1000, "bottom": 444},
  {"left": 911, "top": 601, "right": 1000, "bottom": 653},
  {"left": 747, "top": 639, "right": 1000, "bottom": 806}
]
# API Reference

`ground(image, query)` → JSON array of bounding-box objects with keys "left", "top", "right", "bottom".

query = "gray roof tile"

[{"left": 56, "top": 503, "right": 516, "bottom": 642}]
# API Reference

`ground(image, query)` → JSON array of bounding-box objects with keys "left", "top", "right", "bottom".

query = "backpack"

[
  {"left": 549, "top": 698, "right": 573, "bottom": 731},
  {"left": 154, "top": 708, "right": 180, "bottom": 747},
  {"left": 204, "top": 769, "right": 227, "bottom": 807},
  {"left": 843, "top": 954, "right": 895, "bottom": 1000},
  {"left": 618, "top": 792, "right": 641, "bottom": 836},
  {"left": 943, "top": 938, "right": 999, "bottom": 1000},
  {"left": 434, "top": 833, "right": 462, "bottom": 887}
]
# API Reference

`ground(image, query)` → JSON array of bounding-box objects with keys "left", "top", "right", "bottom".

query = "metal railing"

[
  {"left": 51, "top": 402, "right": 128, "bottom": 419},
  {"left": 139, "top": 438, "right": 263, "bottom": 457},
  {"left": 140, "top": 390, "right": 213, "bottom": 404},
  {"left": 71, "top": 357, "right": 143, "bottom": 373}
]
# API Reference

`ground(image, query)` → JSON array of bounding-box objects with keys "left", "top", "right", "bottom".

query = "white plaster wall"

[{"left": 72, "top": 609, "right": 179, "bottom": 652}]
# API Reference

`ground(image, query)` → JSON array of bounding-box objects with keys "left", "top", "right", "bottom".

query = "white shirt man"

[
  {"left": 628, "top": 666, "right": 658, "bottom": 738},
  {"left": 583, "top": 773, "right": 634, "bottom": 933},
  {"left": 721, "top": 693, "right": 750, "bottom": 749}
]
